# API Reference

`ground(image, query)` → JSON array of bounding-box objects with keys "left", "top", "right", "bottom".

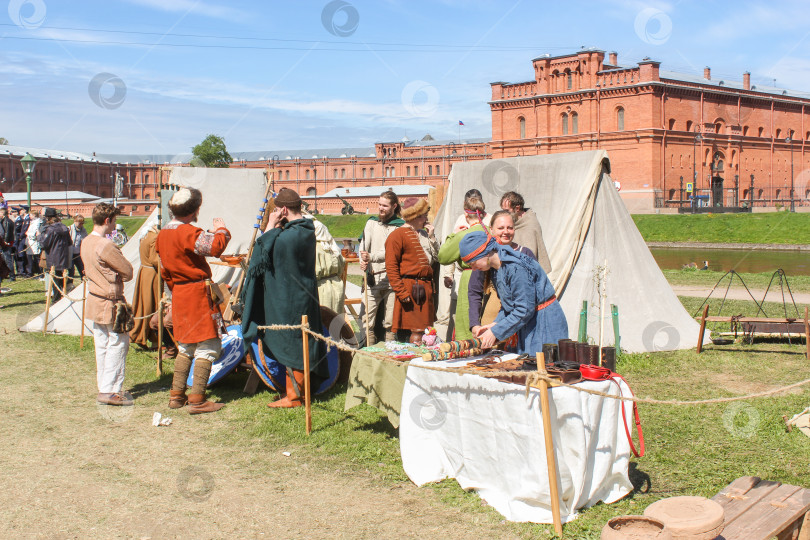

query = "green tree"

[
  {"left": 0, "top": 137, "right": 9, "bottom": 145},
  {"left": 191, "top": 134, "right": 233, "bottom": 168}
]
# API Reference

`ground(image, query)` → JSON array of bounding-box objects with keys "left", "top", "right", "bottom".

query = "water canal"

[{"left": 649, "top": 247, "right": 810, "bottom": 276}]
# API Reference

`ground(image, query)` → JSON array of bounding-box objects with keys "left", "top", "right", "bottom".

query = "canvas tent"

[
  {"left": 22, "top": 168, "right": 267, "bottom": 335},
  {"left": 434, "top": 150, "right": 706, "bottom": 353}
]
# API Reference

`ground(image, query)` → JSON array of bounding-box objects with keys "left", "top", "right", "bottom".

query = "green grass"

[
  {"left": 315, "top": 214, "right": 371, "bottom": 239},
  {"left": 633, "top": 212, "right": 810, "bottom": 245},
  {"left": 60, "top": 216, "right": 146, "bottom": 239},
  {"left": 5, "top": 278, "right": 810, "bottom": 539}
]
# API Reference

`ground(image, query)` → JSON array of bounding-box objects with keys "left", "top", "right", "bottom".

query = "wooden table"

[{"left": 712, "top": 476, "right": 810, "bottom": 539}]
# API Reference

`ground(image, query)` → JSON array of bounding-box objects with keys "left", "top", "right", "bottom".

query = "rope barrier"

[{"left": 256, "top": 323, "right": 810, "bottom": 406}]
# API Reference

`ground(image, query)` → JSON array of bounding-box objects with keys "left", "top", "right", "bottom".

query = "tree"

[
  {"left": 0, "top": 137, "right": 9, "bottom": 145},
  {"left": 191, "top": 134, "right": 232, "bottom": 168}
]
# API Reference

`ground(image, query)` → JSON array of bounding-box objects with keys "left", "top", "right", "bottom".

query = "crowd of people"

[{"left": 9, "top": 185, "right": 568, "bottom": 414}]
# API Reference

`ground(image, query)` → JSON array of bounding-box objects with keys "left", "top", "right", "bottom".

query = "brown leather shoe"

[
  {"left": 187, "top": 393, "right": 224, "bottom": 414},
  {"left": 268, "top": 369, "right": 305, "bottom": 408},
  {"left": 168, "top": 390, "right": 187, "bottom": 409},
  {"left": 97, "top": 392, "right": 134, "bottom": 406}
]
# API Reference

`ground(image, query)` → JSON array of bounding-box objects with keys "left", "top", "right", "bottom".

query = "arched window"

[
  {"left": 333, "top": 168, "right": 338, "bottom": 178},
  {"left": 758, "top": 127, "right": 765, "bottom": 137},
  {"left": 435, "top": 165, "right": 440, "bottom": 175},
  {"left": 341, "top": 168, "right": 346, "bottom": 178},
  {"left": 668, "top": 188, "right": 676, "bottom": 200},
  {"left": 306, "top": 187, "right": 316, "bottom": 196},
  {"left": 562, "top": 113, "right": 569, "bottom": 135},
  {"left": 686, "top": 120, "right": 693, "bottom": 132},
  {"left": 617, "top": 107, "right": 625, "bottom": 131},
  {"left": 757, "top": 189, "right": 764, "bottom": 199},
  {"left": 571, "top": 112, "right": 578, "bottom": 134},
  {"left": 742, "top": 189, "right": 749, "bottom": 199},
  {"left": 776, "top": 189, "right": 781, "bottom": 199},
  {"left": 369, "top": 167, "right": 374, "bottom": 177},
  {"left": 775, "top": 129, "right": 782, "bottom": 139},
  {"left": 743, "top": 126, "right": 749, "bottom": 136},
  {"left": 668, "top": 119, "right": 676, "bottom": 130},
  {"left": 305, "top": 169, "right": 310, "bottom": 180},
  {"left": 285, "top": 171, "right": 289, "bottom": 180},
  {"left": 361, "top": 168, "right": 366, "bottom": 178},
  {"left": 519, "top": 116, "right": 526, "bottom": 139}
]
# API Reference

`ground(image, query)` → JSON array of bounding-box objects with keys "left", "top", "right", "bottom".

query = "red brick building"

[
  {"left": 6, "top": 48, "right": 810, "bottom": 214},
  {"left": 490, "top": 49, "right": 810, "bottom": 211}
]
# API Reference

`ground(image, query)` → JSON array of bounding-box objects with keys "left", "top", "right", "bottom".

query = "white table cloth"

[{"left": 400, "top": 356, "right": 635, "bottom": 523}]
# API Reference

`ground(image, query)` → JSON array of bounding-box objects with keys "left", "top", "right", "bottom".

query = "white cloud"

[{"left": 121, "top": 0, "right": 248, "bottom": 22}]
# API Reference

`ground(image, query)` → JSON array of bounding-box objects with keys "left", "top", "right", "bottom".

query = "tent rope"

[{"left": 256, "top": 323, "right": 810, "bottom": 406}]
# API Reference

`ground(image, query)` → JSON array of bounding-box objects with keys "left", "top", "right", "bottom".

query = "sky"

[{"left": 1, "top": 0, "right": 810, "bottom": 157}]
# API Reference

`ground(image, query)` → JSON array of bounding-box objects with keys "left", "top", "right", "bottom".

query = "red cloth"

[
  {"left": 385, "top": 226, "right": 435, "bottom": 332},
  {"left": 156, "top": 222, "right": 230, "bottom": 344}
]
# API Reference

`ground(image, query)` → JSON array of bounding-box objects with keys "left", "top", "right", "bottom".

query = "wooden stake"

[
  {"left": 697, "top": 304, "right": 710, "bottom": 353},
  {"left": 804, "top": 306, "right": 809, "bottom": 363},
  {"left": 42, "top": 267, "right": 54, "bottom": 334},
  {"left": 157, "top": 292, "right": 165, "bottom": 378},
  {"left": 302, "top": 315, "right": 312, "bottom": 435},
  {"left": 79, "top": 278, "right": 87, "bottom": 349},
  {"left": 536, "top": 352, "right": 563, "bottom": 537},
  {"left": 62, "top": 268, "right": 67, "bottom": 298},
  {"left": 363, "top": 271, "right": 371, "bottom": 347}
]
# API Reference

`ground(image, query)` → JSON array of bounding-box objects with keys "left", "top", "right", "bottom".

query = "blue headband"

[{"left": 459, "top": 231, "right": 497, "bottom": 263}]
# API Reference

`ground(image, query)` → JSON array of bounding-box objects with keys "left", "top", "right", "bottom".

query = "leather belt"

[
  {"left": 174, "top": 279, "right": 206, "bottom": 286},
  {"left": 536, "top": 295, "right": 556, "bottom": 311},
  {"left": 402, "top": 275, "right": 431, "bottom": 282},
  {"left": 579, "top": 365, "right": 645, "bottom": 458}
]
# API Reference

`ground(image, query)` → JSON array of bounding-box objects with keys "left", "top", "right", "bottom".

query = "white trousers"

[
  {"left": 177, "top": 338, "right": 221, "bottom": 362},
  {"left": 93, "top": 323, "right": 130, "bottom": 393},
  {"left": 361, "top": 281, "right": 395, "bottom": 336}
]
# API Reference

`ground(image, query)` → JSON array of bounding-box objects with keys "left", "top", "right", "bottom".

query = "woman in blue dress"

[{"left": 459, "top": 230, "right": 568, "bottom": 354}]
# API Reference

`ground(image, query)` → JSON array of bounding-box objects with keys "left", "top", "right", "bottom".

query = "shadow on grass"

[
  {"left": 129, "top": 373, "right": 174, "bottom": 398},
  {"left": 629, "top": 462, "right": 651, "bottom": 494}
]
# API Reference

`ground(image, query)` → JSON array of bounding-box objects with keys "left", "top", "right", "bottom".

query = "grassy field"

[
  {"left": 60, "top": 216, "right": 147, "bottom": 239},
  {"left": 4, "top": 277, "right": 810, "bottom": 538},
  {"left": 663, "top": 268, "right": 810, "bottom": 293},
  {"left": 315, "top": 213, "right": 370, "bottom": 239},
  {"left": 633, "top": 212, "right": 810, "bottom": 245}
]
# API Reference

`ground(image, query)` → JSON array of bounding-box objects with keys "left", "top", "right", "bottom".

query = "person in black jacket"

[
  {"left": 39, "top": 207, "right": 71, "bottom": 301},
  {"left": 0, "top": 207, "right": 14, "bottom": 288}
]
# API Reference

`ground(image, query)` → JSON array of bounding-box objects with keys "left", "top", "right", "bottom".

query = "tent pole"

[
  {"left": 611, "top": 304, "right": 620, "bottom": 352},
  {"left": 231, "top": 172, "right": 274, "bottom": 310},
  {"left": 536, "top": 352, "right": 563, "bottom": 536},
  {"left": 42, "top": 267, "right": 54, "bottom": 334},
  {"left": 302, "top": 315, "right": 312, "bottom": 435},
  {"left": 578, "top": 301, "right": 588, "bottom": 342}
]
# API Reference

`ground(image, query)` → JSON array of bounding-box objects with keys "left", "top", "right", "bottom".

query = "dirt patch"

[
  {"left": 0, "top": 309, "right": 517, "bottom": 539},
  {"left": 705, "top": 372, "right": 804, "bottom": 396}
]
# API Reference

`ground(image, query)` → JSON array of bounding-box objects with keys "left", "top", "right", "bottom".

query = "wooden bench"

[
  {"left": 712, "top": 476, "right": 810, "bottom": 539},
  {"left": 696, "top": 305, "right": 810, "bottom": 360}
]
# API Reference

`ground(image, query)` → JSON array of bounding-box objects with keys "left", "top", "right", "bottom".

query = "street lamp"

[
  {"left": 59, "top": 178, "right": 70, "bottom": 218},
  {"left": 692, "top": 130, "right": 702, "bottom": 208},
  {"left": 20, "top": 152, "right": 36, "bottom": 210},
  {"left": 786, "top": 136, "right": 795, "bottom": 212}
]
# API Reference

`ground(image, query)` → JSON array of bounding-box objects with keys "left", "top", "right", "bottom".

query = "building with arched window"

[{"left": 490, "top": 48, "right": 810, "bottom": 211}]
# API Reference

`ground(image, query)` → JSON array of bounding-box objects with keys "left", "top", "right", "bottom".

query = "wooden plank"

[
  {"left": 720, "top": 484, "right": 810, "bottom": 539},
  {"left": 713, "top": 476, "right": 771, "bottom": 525},
  {"left": 796, "top": 511, "right": 810, "bottom": 540},
  {"left": 704, "top": 317, "right": 802, "bottom": 323},
  {"left": 344, "top": 298, "right": 362, "bottom": 305}
]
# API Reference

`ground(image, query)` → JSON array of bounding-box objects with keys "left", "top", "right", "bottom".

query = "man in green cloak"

[{"left": 241, "top": 188, "right": 327, "bottom": 408}]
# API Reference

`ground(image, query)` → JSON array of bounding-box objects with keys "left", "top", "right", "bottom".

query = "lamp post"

[
  {"left": 311, "top": 160, "right": 318, "bottom": 214},
  {"left": 20, "top": 152, "right": 36, "bottom": 210},
  {"left": 786, "top": 136, "right": 795, "bottom": 212},
  {"left": 59, "top": 178, "right": 70, "bottom": 218},
  {"left": 692, "top": 130, "right": 702, "bottom": 208}
]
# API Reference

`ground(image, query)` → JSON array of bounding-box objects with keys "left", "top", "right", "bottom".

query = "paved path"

[{"left": 671, "top": 285, "right": 810, "bottom": 304}]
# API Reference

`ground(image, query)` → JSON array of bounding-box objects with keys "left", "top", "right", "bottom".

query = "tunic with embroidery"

[{"left": 155, "top": 221, "right": 231, "bottom": 344}]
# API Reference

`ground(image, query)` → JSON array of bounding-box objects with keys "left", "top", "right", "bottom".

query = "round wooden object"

[
  {"left": 601, "top": 516, "right": 672, "bottom": 540},
  {"left": 643, "top": 496, "right": 725, "bottom": 540}
]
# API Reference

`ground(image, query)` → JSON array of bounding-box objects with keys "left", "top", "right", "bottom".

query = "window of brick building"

[
  {"left": 566, "top": 71, "right": 572, "bottom": 90},
  {"left": 572, "top": 112, "right": 578, "bottom": 134},
  {"left": 307, "top": 187, "right": 316, "bottom": 196},
  {"left": 362, "top": 168, "right": 366, "bottom": 178},
  {"left": 406, "top": 166, "right": 411, "bottom": 176},
  {"left": 758, "top": 127, "right": 765, "bottom": 137},
  {"left": 370, "top": 167, "right": 374, "bottom": 177},
  {"left": 668, "top": 119, "right": 676, "bottom": 130},
  {"left": 414, "top": 166, "right": 418, "bottom": 176},
  {"left": 617, "top": 108, "right": 625, "bottom": 131},
  {"left": 428, "top": 165, "right": 433, "bottom": 175},
  {"left": 686, "top": 120, "right": 693, "bottom": 132},
  {"left": 341, "top": 168, "right": 346, "bottom": 178},
  {"left": 285, "top": 171, "right": 289, "bottom": 180},
  {"left": 145, "top": 205, "right": 150, "bottom": 211},
  {"left": 435, "top": 165, "right": 440, "bottom": 175},
  {"left": 562, "top": 113, "right": 569, "bottom": 135},
  {"left": 333, "top": 168, "right": 338, "bottom": 179},
  {"left": 743, "top": 126, "right": 749, "bottom": 136},
  {"left": 519, "top": 116, "right": 526, "bottom": 138},
  {"left": 305, "top": 170, "right": 310, "bottom": 180}
]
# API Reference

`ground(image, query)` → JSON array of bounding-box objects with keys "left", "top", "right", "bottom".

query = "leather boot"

[
  {"left": 268, "top": 369, "right": 305, "bottom": 408},
  {"left": 186, "top": 358, "right": 223, "bottom": 414},
  {"left": 366, "top": 332, "right": 377, "bottom": 346},
  {"left": 169, "top": 390, "right": 188, "bottom": 409},
  {"left": 384, "top": 330, "right": 396, "bottom": 342},
  {"left": 187, "top": 393, "right": 224, "bottom": 414},
  {"left": 169, "top": 353, "right": 192, "bottom": 408}
]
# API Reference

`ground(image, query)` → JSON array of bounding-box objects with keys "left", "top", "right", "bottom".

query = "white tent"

[
  {"left": 434, "top": 150, "right": 705, "bottom": 353},
  {"left": 20, "top": 168, "right": 270, "bottom": 335}
]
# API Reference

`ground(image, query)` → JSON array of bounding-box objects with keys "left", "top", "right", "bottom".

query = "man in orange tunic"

[
  {"left": 156, "top": 187, "right": 231, "bottom": 414},
  {"left": 385, "top": 198, "right": 439, "bottom": 344}
]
